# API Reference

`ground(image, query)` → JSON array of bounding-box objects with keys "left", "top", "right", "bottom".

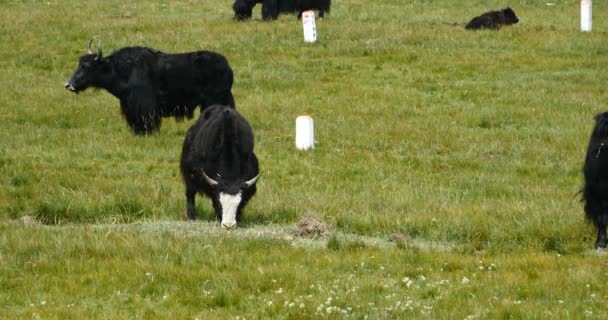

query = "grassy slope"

[{"left": 1, "top": 0, "right": 608, "bottom": 318}]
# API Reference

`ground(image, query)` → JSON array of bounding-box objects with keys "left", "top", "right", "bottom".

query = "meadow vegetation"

[{"left": 1, "top": 0, "right": 608, "bottom": 318}]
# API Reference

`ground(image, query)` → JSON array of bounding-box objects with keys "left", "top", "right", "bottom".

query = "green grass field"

[{"left": 1, "top": 0, "right": 608, "bottom": 318}]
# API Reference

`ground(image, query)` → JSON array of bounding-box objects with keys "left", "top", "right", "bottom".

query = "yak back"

[
  {"left": 182, "top": 105, "right": 256, "bottom": 184},
  {"left": 105, "top": 46, "right": 233, "bottom": 93}
]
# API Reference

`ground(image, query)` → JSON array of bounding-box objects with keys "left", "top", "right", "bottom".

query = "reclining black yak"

[
  {"left": 180, "top": 105, "right": 260, "bottom": 229},
  {"left": 582, "top": 112, "right": 608, "bottom": 249},
  {"left": 465, "top": 7, "right": 519, "bottom": 30},
  {"left": 233, "top": 0, "right": 331, "bottom": 21},
  {"left": 65, "top": 40, "right": 235, "bottom": 135}
]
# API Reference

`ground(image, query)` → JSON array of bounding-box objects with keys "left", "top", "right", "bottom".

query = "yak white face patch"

[{"left": 219, "top": 192, "right": 242, "bottom": 229}]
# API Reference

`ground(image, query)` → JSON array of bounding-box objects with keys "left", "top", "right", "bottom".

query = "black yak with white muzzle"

[
  {"left": 64, "top": 40, "right": 235, "bottom": 135},
  {"left": 180, "top": 105, "right": 260, "bottom": 229},
  {"left": 582, "top": 112, "right": 608, "bottom": 249}
]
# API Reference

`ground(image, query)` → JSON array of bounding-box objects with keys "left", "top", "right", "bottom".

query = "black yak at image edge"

[
  {"left": 180, "top": 105, "right": 260, "bottom": 229},
  {"left": 582, "top": 112, "right": 608, "bottom": 249},
  {"left": 65, "top": 40, "right": 235, "bottom": 135},
  {"left": 233, "top": 0, "right": 331, "bottom": 21},
  {"left": 465, "top": 7, "right": 519, "bottom": 30}
]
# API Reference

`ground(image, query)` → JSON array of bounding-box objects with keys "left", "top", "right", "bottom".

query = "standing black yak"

[
  {"left": 233, "top": 0, "right": 331, "bottom": 21},
  {"left": 64, "top": 40, "right": 235, "bottom": 135},
  {"left": 180, "top": 105, "right": 260, "bottom": 229},
  {"left": 582, "top": 112, "right": 608, "bottom": 249},
  {"left": 465, "top": 7, "right": 519, "bottom": 30}
]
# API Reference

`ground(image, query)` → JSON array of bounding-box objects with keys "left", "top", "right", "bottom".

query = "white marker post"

[
  {"left": 581, "top": 0, "right": 592, "bottom": 32},
  {"left": 302, "top": 10, "right": 317, "bottom": 43},
  {"left": 295, "top": 115, "right": 315, "bottom": 150}
]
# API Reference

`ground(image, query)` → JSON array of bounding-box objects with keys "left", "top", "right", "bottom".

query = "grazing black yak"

[
  {"left": 465, "top": 7, "right": 519, "bottom": 30},
  {"left": 233, "top": 0, "right": 331, "bottom": 21},
  {"left": 65, "top": 40, "right": 235, "bottom": 135},
  {"left": 582, "top": 112, "right": 608, "bottom": 249},
  {"left": 180, "top": 105, "right": 260, "bottom": 229}
]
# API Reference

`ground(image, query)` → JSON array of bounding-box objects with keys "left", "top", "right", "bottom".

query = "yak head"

[
  {"left": 64, "top": 39, "right": 110, "bottom": 93},
  {"left": 233, "top": 0, "right": 256, "bottom": 21},
  {"left": 501, "top": 7, "right": 519, "bottom": 25},
  {"left": 202, "top": 171, "right": 260, "bottom": 229}
]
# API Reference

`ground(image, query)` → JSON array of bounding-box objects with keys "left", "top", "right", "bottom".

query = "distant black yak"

[
  {"left": 465, "top": 7, "right": 519, "bottom": 30},
  {"left": 180, "top": 105, "right": 260, "bottom": 228},
  {"left": 65, "top": 40, "right": 235, "bottom": 135},
  {"left": 582, "top": 112, "right": 608, "bottom": 249},
  {"left": 233, "top": 0, "right": 331, "bottom": 21}
]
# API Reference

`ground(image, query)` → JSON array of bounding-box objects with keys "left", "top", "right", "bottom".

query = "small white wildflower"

[
  {"left": 288, "top": 302, "right": 295, "bottom": 308},
  {"left": 514, "top": 300, "right": 523, "bottom": 305},
  {"left": 267, "top": 300, "right": 273, "bottom": 306},
  {"left": 586, "top": 284, "right": 590, "bottom": 289},
  {"left": 300, "top": 303, "right": 305, "bottom": 309},
  {"left": 275, "top": 288, "right": 283, "bottom": 294},
  {"left": 326, "top": 307, "right": 333, "bottom": 314},
  {"left": 461, "top": 277, "right": 470, "bottom": 284},
  {"left": 584, "top": 309, "right": 593, "bottom": 317},
  {"left": 403, "top": 277, "right": 413, "bottom": 288},
  {"left": 40, "top": 301, "right": 46, "bottom": 306},
  {"left": 419, "top": 275, "right": 426, "bottom": 282},
  {"left": 558, "top": 300, "right": 564, "bottom": 304},
  {"left": 590, "top": 293, "right": 596, "bottom": 299},
  {"left": 162, "top": 294, "right": 168, "bottom": 300},
  {"left": 271, "top": 279, "right": 277, "bottom": 283}
]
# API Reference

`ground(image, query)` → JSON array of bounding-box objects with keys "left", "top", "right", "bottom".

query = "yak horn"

[
  {"left": 87, "top": 39, "right": 94, "bottom": 54},
  {"left": 202, "top": 171, "right": 219, "bottom": 186},
  {"left": 97, "top": 40, "right": 103, "bottom": 59},
  {"left": 242, "top": 173, "right": 261, "bottom": 188}
]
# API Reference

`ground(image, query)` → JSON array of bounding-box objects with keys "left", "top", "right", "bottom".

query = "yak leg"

[
  {"left": 596, "top": 221, "right": 607, "bottom": 249},
  {"left": 262, "top": 0, "right": 279, "bottom": 20},
  {"left": 124, "top": 86, "right": 161, "bottom": 135},
  {"left": 224, "top": 91, "right": 236, "bottom": 109},
  {"left": 186, "top": 187, "right": 197, "bottom": 221}
]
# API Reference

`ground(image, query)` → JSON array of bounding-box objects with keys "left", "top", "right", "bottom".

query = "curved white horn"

[
  {"left": 87, "top": 39, "right": 94, "bottom": 54},
  {"left": 96, "top": 40, "right": 103, "bottom": 59},
  {"left": 242, "top": 172, "right": 261, "bottom": 188},
  {"left": 202, "top": 171, "right": 219, "bottom": 186}
]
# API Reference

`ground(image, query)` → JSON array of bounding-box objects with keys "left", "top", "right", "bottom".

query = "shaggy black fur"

[
  {"left": 180, "top": 105, "right": 260, "bottom": 224},
  {"left": 65, "top": 42, "right": 235, "bottom": 135},
  {"left": 233, "top": 0, "right": 331, "bottom": 21},
  {"left": 582, "top": 112, "right": 608, "bottom": 249},
  {"left": 465, "top": 7, "right": 519, "bottom": 30}
]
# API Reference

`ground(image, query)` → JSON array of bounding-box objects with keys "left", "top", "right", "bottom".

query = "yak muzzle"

[
  {"left": 64, "top": 81, "right": 77, "bottom": 92},
  {"left": 221, "top": 221, "right": 237, "bottom": 230}
]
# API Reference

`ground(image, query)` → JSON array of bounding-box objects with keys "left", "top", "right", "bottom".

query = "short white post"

[
  {"left": 302, "top": 10, "right": 317, "bottom": 43},
  {"left": 581, "top": 0, "right": 592, "bottom": 32},
  {"left": 295, "top": 115, "right": 315, "bottom": 150}
]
